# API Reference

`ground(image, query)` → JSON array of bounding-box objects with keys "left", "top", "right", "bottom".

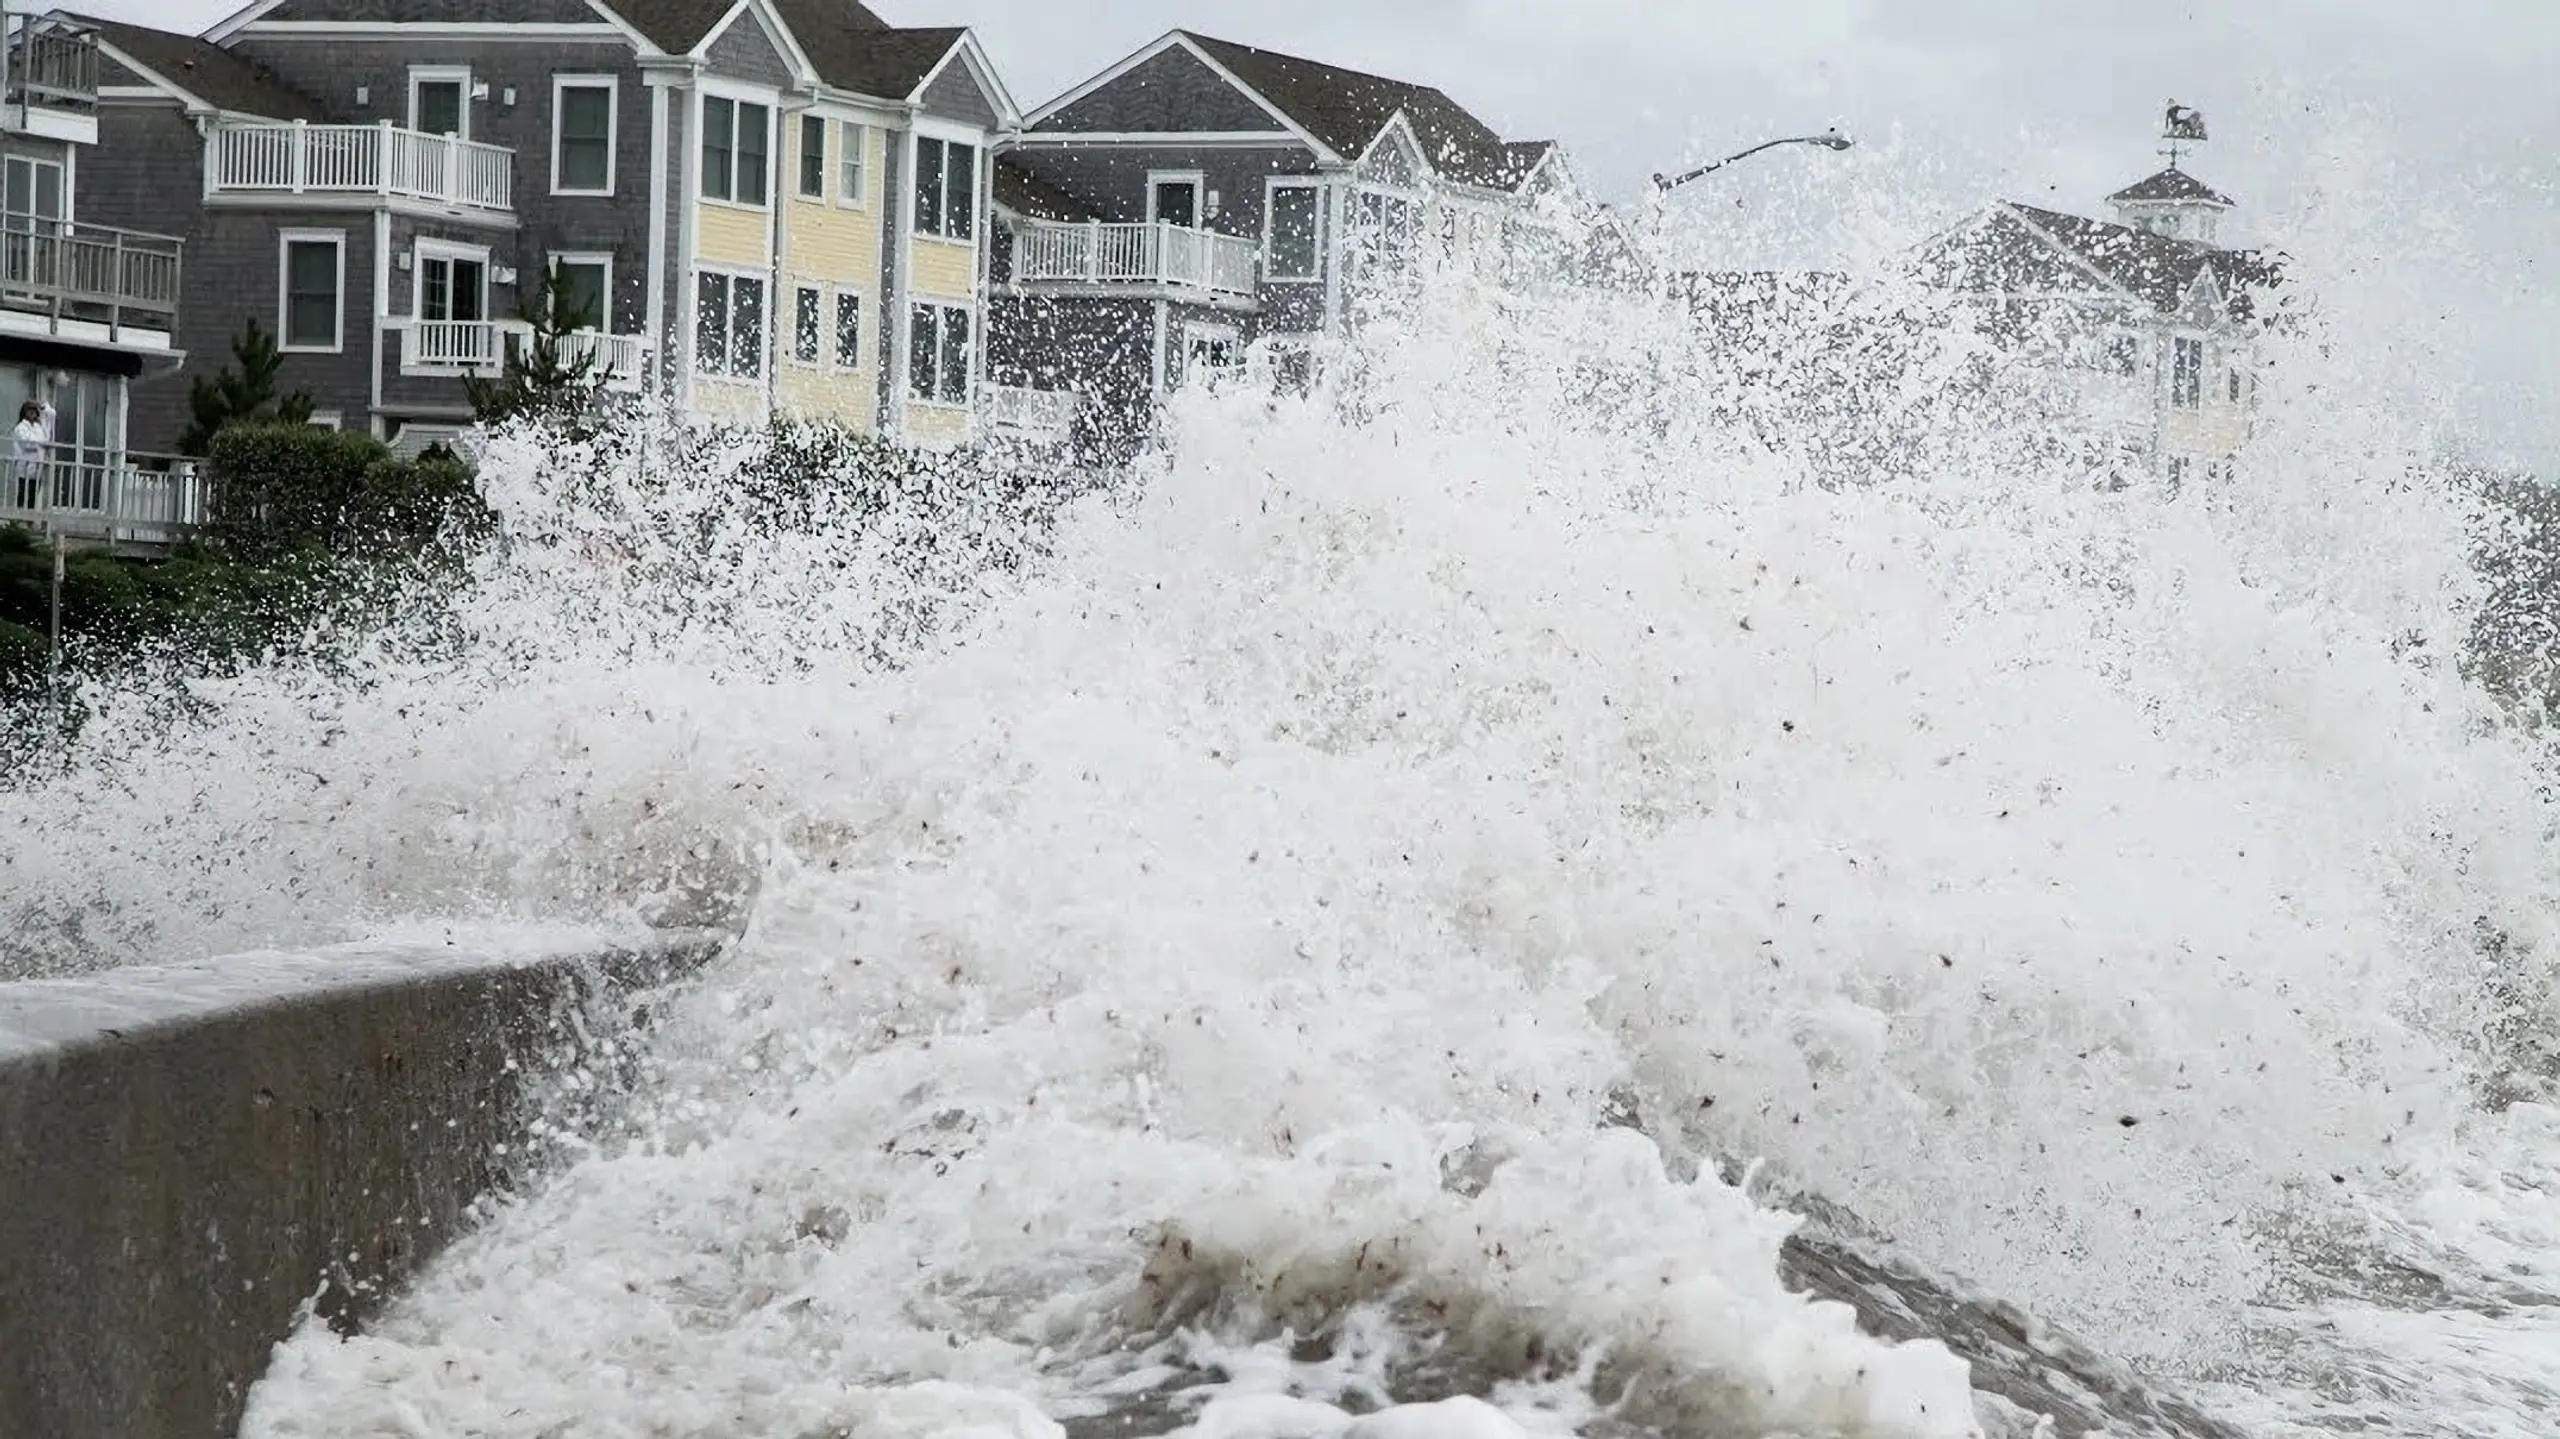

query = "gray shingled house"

[
  {"left": 0, "top": 9, "right": 195, "bottom": 545},
  {"left": 65, "top": 0, "right": 1012, "bottom": 462},
  {"left": 984, "top": 29, "right": 1580, "bottom": 455}
]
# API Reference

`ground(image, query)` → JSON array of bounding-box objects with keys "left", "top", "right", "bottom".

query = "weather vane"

[{"left": 2161, "top": 101, "right": 2208, "bottom": 169}]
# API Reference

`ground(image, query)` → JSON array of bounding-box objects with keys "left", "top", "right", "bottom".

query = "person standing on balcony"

[{"left": 12, "top": 390, "right": 56, "bottom": 510}]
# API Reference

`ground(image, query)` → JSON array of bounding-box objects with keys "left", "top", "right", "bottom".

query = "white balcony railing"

[
  {"left": 1011, "top": 220, "right": 1259, "bottom": 299},
  {"left": 555, "top": 329, "right": 652, "bottom": 390},
  {"left": 979, "top": 384, "right": 1081, "bottom": 443},
  {"left": 208, "top": 120, "right": 515, "bottom": 214},
  {"left": 2, "top": 450, "right": 204, "bottom": 546},
  {"left": 395, "top": 319, "right": 651, "bottom": 387}
]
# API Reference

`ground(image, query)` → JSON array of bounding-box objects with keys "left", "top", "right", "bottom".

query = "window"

[
  {"left": 2103, "top": 333, "right": 2141, "bottom": 376},
  {"left": 833, "top": 291, "right": 862, "bottom": 369},
  {"left": 549, "top": 253, "right": 611, "bottom": 332},
  {"left": 838, "top": 121, "right": 867, "bottom": 207},
  {"left": 701, "top": 94, "right": 770, "bottom": 206},
  {"left": 913, "top": 136, "right": 976, "bottom": 240},
  {"left": 909, "top": 302, "right": 970, "bottom": 404},
  {"left": 793, "top": 284, "right": 822, "bottom": 364},
  {"left": 798, "top": 114, "right": 826, "bottom": 200},
  {"left": 2166, "top": 455, "right": 2191, "bottom": 494},
  {"left": 410, "top": 66, "right": 467, "bottom": 138},
  {"left": 278, "top": 231, "right": 344, "bottom": 351},
  {"left": 1149, "top": 172, "right": 1201, "bottom": 228},
  {"left": 553, "top": 78, "right": 615, "bottom": 194},
  {"left": 3, "top": 156, "right": 64, "bottom": 223},
  {"left": 1266, "top": 182, "right": 1320, "bottom": 281},
  {"left": 2171, "top": 336, "right": 2204, "bottom": 408},
  {"left": 695, "top": 270, "right": 766, "bottom": 378},
  {"left": 415, "top": 243, "right": 487, "bottom": 324},
  {"left": 2227, "top": 365, "right": 2246, "bottom": 404}
]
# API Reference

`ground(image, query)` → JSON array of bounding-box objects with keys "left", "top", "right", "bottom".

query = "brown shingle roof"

[
  {"left": 1180, "top": 31, "right": 1528, "bottom": 190},
  {"left": 2107, "top": 167, "right": 2235, "bottom": 207},
  {"left": 70, "top": 12, "right": 326, "bottom": 120},
  {"left": 775, "top": 4, "right": 964, "bottom": 101},
  {"left": 1920, "top": 201, "right": 2281, "bottom": 320},
  {"left": 593, "top": 0, "right": 736, "bottom": 54}
]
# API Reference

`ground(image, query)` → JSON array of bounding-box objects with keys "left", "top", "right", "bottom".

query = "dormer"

[{"left": 2106, "top": 166, "right": 2234, "bottom": 244}]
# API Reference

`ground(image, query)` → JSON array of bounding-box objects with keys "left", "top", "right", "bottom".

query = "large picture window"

[
  {"left": 909, "top": 302, "right": 970, "bottom": 404},
  {"left": 912, "top": 136, "right": 976, "bottom": 241},
  {"left": 695, "top": 270, "right": 766, "bottom": 378},
  {"left": 701, "top": 95, "right": 771, "bottom": 206}
]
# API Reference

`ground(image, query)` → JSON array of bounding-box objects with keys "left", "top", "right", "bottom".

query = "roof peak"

[{"left": 2107, "top": 166, "right": 2235, "bottom": 208}]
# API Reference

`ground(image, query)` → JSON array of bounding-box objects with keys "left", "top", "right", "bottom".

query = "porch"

[
  {"left": 1009, "top": 220, "right": 1259, "bottom": 306},
  {"left": 1, "top": 448, "right": 204, "bottom": 549},
  {"left": 0, "top": 216, "right": 183, "bottom": 339},
  {"left": 207, "top": 121, "right": 516, "bottom": 218}
]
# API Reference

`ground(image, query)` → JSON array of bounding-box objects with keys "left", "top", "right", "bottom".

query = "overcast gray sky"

[{"left": 85, "top": 0, "right": 2560, "bottom": 475}]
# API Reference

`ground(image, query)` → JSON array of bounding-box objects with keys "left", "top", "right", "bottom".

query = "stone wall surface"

[{"left": 0, "top": 928, "right": 722, "bottom": 1439}]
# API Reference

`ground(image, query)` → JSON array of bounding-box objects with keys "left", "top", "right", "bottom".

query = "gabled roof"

[
  {"left": 990, "top": 154, "right": 1094, "bottom": 223},
  {"left": 70, "top": 11, "right": 327, "bottom": 121},
  {"left": 2107, "top": 167, "right": 2234, "bottom": 207},
  {"left": 1918, "top": 200, "right": 2281, "bottom": 320},
  {"left": 590, "top": 0, "right": 740, "bottom": 54},
  {"left": 787, "top": 14, "right": 964, "bottom": 101},
  {"left": 1178, "top": 31, "right": 1530, "bottom": 191}
]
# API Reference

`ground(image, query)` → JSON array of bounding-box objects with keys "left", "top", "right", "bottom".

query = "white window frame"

[
  {"left": 276, "top": 228, "right": 345, "bottom": 354},
  {"left": 837, "top": 119, "right": 868, "bottom": 209},
  {"left": 793, "top": 112, "right": 827, "bottom": 202},
  {"left": 407, "top": 64, "right": 472, "bottom": 139},
  {"left": 1263, "top": 176, "right": 1323, "bottom": 283},
  {"left": 908, "top": 299, "right": 973, "bottom": 407},
  {"left": 694, "top": 264, "right": 767, "bottom": 381},
  {"left": 3, "top": 155, "right": 66, "bottom": 223},
  {"left": 789, "top": 281, "right": 823, "bottom": 366},
  {"left": 909, "top": 126, "right": 979, "bottom": 243},
  {"left": 697, "top": 84, "right": 776, "bottom": 210},
  {"left": 412, "top": 237, "right": 492, "bottom": 324},
  {"left": 831, "top": 286, "right": 863, "bottom": 371},
  {"left": 1146, "top": 168, "right": 1205, "bottom": 228},
  {"left": 550, "top": 74, "right": 617, "bottom": 197},
  {"left": 547, "top": 250, "right": 614, "bottom": 332}
]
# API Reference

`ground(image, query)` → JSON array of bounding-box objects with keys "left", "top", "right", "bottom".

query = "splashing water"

[{"left": 7, "top": 196, "right": 2557, "bottom": 1438}]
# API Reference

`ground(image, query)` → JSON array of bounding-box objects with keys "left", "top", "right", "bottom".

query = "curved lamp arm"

[{"left": 1652, "top": 129, "right": 1852, "bottom": 193}]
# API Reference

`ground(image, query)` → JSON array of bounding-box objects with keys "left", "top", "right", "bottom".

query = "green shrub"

[{"left": 207, "top": 424, "right": 491, "bottom": 563}]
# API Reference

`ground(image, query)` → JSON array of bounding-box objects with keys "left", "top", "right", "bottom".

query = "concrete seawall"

[{"left": 0, "top": 928, "right": 724, "bottom": 1439}]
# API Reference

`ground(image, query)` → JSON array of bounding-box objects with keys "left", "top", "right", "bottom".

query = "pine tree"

[
  {"left": 464, "top": 267, "right": 605, "bottom": 428},
  {"left": 177, "top": 318, "right": 316, "bottom": 456}
]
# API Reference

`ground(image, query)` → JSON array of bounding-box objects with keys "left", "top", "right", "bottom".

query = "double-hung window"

[
  {"left": 792, "top": 284, "right": 823, "bottom": 364},
  {"left": 912, "top": 136, "right": 976, "bottom": 240},
  {"left": 278, "top": 230, "right": 344, "bottom": 352},
  {"left": 834, "top": 292, "right": 863, "bottom": 369},
  {"left": 554, "top": 79, "right": 615, "bottom": 194},
  {"left": 701, "top": 95, "right": 771, "bottom": 206},
  {"left": 696, "top": 270, "right": 766, "bottom": 378},
  {"left": 2171, "top": 336, "right": 2204, "bottom": 409},
  {"left": 838, "top": 121, "right": 868, "bottom": 207},
  {"left": 909, "top": 302, "right": 970, "bottom": 404},
  {"left": 797, "top": 114, "right": 826, "bottom": 200}
]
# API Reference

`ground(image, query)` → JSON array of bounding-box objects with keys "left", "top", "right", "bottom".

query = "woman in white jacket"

[{"left": 12, "top": 392, "right": 55, "bottom": 510}]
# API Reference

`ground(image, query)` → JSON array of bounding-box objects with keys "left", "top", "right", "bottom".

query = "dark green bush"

[{"left": 207, "top": 424, "right": 491, "bottom": 562}]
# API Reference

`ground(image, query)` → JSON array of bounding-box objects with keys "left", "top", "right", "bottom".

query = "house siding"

[
  {"left": 909, "top": 236, "right": 973, "bottom": 300},
  {"left": 1032, "top": 46, "right": 1278, "bottom": 135},
  {"left": 88, "top": 101, "right": 222, "bottom": 451},
  {"left": 701, "top": 12, "right": 795, "bottom": 91},
  {"left": 695, "top": 202, "right": 766, "bottom": 269},
  {"left": 778, "top": 118, "right": 883, "bottom": 429},
  {"left": 197, "top": 207, "right": 379, "bottom": 431},
  {"left": 1001, "top": 142, "right": 1312, "bottom": 241},
  {"left": 916, "top": 61, "right": 996, "bottom": 131}
]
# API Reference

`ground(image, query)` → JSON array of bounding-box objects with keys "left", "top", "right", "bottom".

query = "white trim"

[
  {"left": 910, "top": 33, "right": 1020, "bottom": 127},
  {"left": 407, "top": 64, "right": 473, "bottom": 142},
  {"left": 412, "top": 237, "right": 494, "bottom": 323},
  {"left": 548, "top": 251, "right": 616, "bottom": 330},
  {"left": 677, "top": 84, "right": 702, "bottom": 410},
  {"left": 233, "top": 21, "right": 630, "bottom": 40},
  {"left": 910, "top": 133, "right": 980, "bottom": 242},
  {"left": 1262, "top": 175, "right": 1324, "bottom": 283},
  {"left": 905, "top": 297, "right": 976, "bottom": 408},
  {"left": 792, "top": 110, "right": 829, "bottom": 202},
  {"left": 551, "top": 74, "right": 620, "bottom": 197},
  {"left": 837, "top": 119, "right": 870, "bottom": 210},
  {"left": 647, "top": 82, "right": 670, "bottom": 395},
  {"left": 1005, "top": 130, "right": 1297, "bottom": 147},
  {"left": 583, "top": 0, "right": 663, "bottom": 54},
  {"left": 306, "top": 409, "right": 343, "bottom": 430},
  {"left": 204, "top": 0, "right": 287, "bottom": 44},
  {"left": 696, "top": 84, "right": 779, "bottom": 209},
  {"left": 371, "top": 209, "right": 390, "bottom": 424},
  {"left": 787, "top": 281, "right": 825, "bottom": 366},
  {"left": 1146, "top": 169, "right": 1205, "bottom": 226},
  {"left": 276, "top": 228, "right": 346, "bottom": 354},
  {"left": 692, "top": 262, "right": 770, "bottom": 382},
  {"left": 1997, "top": 204, "right": 2143, "bottom": 307}
]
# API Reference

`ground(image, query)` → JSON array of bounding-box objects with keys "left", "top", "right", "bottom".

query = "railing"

[
  {"left": 1, "top": 450, "right": 204, "bottom": 547},
  {"left": 0, "top": 215, "right": 183, "bottom": 328},
  {"left": 1011, "top": 220, "right": 1259, "bottom": 299},
  {"left": 979, "top": 384, "right": 1081, "bottom": 442},
  {"left": 208, "top": 120, "right": 515, "bottom": 214},
  {"left": 397, "top": 318, "right": 518, "bottom": 375},
  {"left": 4, "top": 20, "right": 99, "bottom": 112},
  {"left": 555, "top": 329, "right": 651, "bottom": 390}
]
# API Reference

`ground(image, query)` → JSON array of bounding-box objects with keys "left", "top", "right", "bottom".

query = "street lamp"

[{"left": 1652, "top": 129, "right": 1852, "bottom": 194}]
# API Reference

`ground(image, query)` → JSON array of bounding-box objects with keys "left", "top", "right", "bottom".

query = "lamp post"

[{"left": 1651, "top": 129, "right": 1853, "bottom": 195}]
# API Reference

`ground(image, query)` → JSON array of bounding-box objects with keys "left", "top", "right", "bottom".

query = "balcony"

[
  {"left": 395, "top": 318, "right": 652, "bottom": 390},
  {"left": 980, "top": 384, "right": 1081, "bottom": 444},
  {"left": 1011, "top": 220, "right": 1259, "bottom": 303},
  {"left": 208, "top": 121, "right": 515, "bottom": 217},
  {"left": 4, "top": 18, "right": 98, "bottom": 116},
  {"left": 2, "top": 449, "right": 204, "bottom": 549},
  {"left": 0, "top": 216, "right": 183, "bottom": 339}
]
